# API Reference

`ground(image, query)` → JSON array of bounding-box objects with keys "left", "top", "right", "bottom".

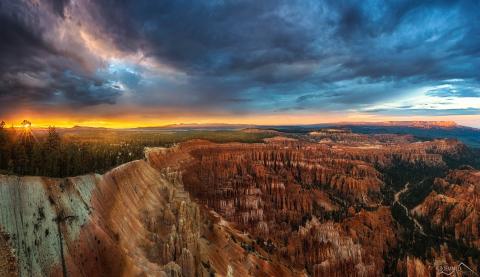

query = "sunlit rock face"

[
  {"left": 414, "top": 169, "right": 480, "bottom": 248},
  {"left": 0, "top": 147, "right": 299, "bottom": 277}
]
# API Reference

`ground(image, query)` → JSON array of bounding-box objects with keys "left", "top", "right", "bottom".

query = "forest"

[{"left": 0, "top": 121, "right": 273, "bottom": 177}]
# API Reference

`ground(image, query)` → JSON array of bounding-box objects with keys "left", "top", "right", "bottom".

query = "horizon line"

[{"left": 3, "top": 120, "right": 475, "bottom": 130}]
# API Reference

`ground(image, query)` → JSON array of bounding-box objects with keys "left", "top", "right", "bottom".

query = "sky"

[{"left": 0, "top": 0, "right": 479, "bottom": 128}]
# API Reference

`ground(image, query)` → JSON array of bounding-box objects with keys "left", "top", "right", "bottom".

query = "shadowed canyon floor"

[{"left": 1, "top": 130, "right": 479, "bottom": 276}]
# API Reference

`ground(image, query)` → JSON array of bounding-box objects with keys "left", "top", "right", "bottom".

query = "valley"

[{"left": 394, "top": 182, "right": 426, "bottom": 237}]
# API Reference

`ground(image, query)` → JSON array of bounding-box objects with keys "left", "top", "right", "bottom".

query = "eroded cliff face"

[
  {"left": 0, "top": 147, "right": 300, "bottom": 277},
  {"left": 0, "top": 135, "right": 473, "bottom": 277}
]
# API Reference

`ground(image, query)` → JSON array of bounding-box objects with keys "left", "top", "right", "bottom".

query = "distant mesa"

[
  {"left": 343, "top": 121, "right": 458, "bottom": 129},
  {"left": 382, "top": 121, "right": 457, "bottom": 128}
]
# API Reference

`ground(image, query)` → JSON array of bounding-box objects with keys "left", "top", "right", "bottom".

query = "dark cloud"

[
  {"left": 1, "top": 0, "right": 479, "bottom": 118},
  {"left": 50, "top": 0, "right": 70, "bottom": 18},
  {"left": 90, "top": 0, "right": 480, "bottom": 79},
  {"left": 88, "top": 0, "right": 480, "bottom": 109},
  {"left": 0, "top": 0, "right": 122, "bottom": 116},
  {"left": 90, "top": 0, "right": 318, "bottom": 76}
]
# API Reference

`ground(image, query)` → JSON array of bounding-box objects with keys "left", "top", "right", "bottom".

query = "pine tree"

[
  {"left": 46, "top": 126, "right": 61, "bottom": 150},
  {"left": 45, "top": 126, "right": 61, "bottom": 176}
]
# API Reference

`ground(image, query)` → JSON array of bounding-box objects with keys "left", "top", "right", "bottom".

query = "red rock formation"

[
  {"left": 396, "top": 256, "right": 432, "bottom": 276},
  {"left": 176, "top": 139, "right": 451, "bottom": 275},
  {"left": 281, "top": 207, "right": 397, "bottom": 276}
]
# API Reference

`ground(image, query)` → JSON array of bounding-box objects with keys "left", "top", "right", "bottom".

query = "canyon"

[{"left": 0, "top": 130, "right": 479, "bottom": 276}]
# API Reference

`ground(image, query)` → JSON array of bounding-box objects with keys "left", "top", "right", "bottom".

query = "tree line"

[
  {"left": 0, "top": 121, "right": 273, "bottom": 178},
  {"left": 0, "top": 121, "right": 145, "bottom": 177}
]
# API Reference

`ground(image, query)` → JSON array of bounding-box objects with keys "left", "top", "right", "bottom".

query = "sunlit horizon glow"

[{"left": 4, "top": 113, "right": 480, "bottom": 129}]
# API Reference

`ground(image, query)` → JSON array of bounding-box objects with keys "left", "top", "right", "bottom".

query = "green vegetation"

[
  {"left": 400, "top": 178, "right": 435, "bottom": 209},
  {"left": 66, "top": 129, "right": 275, "bottom": 144},
  {"left": 380, "top": 159, "right": 444, "bottom": 192},
  {"left": 0, "top": 123, "right": 273, "bottom": 177}
]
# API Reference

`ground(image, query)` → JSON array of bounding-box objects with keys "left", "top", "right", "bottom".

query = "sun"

[
  {"left": 21, "top": 119, "right": 32, "bottom": 129},
  {"left": 18, "top": 119, "right": 37, "bottom": 145}
]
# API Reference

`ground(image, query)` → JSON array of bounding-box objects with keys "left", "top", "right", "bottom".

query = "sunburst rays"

[{"left": 17, "top": 120, "right": 37, "bottom": 145}]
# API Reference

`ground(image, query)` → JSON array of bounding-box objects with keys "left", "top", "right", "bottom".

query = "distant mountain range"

[
  {"left": 133, "top": 120, "right": 462, "bottom": 130},
  {"left": 335, "top": 121, "right": 458, "bottom": 128}
]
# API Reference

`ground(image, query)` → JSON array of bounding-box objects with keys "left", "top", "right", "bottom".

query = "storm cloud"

[{"left": 0, "top": 0, "right": 479, "bottom": 120}]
